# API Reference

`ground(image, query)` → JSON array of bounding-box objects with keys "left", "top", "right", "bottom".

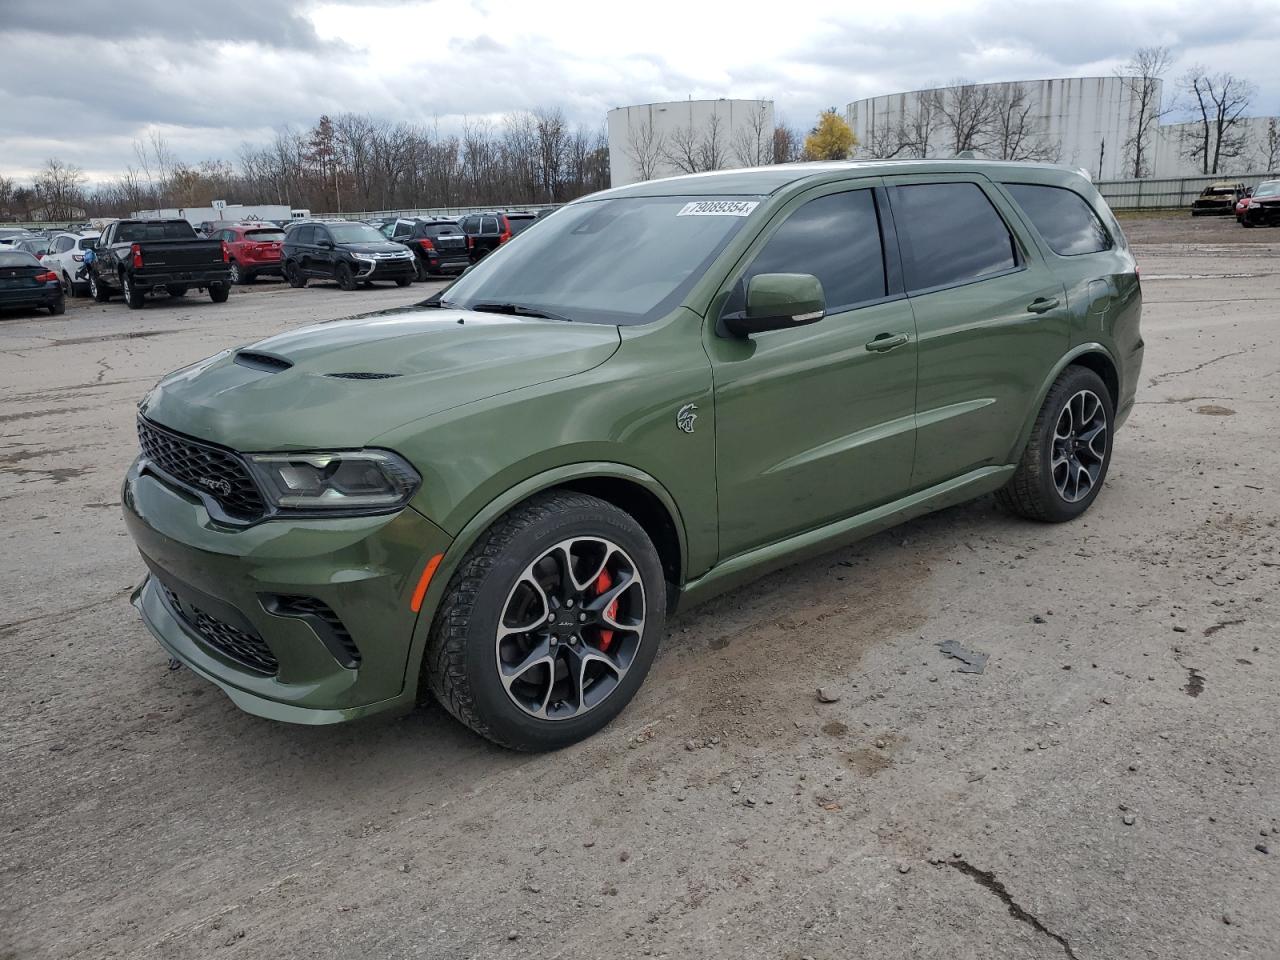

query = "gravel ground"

[{"left": 2, "top": 216, "right": 1278, "bottom": 960}]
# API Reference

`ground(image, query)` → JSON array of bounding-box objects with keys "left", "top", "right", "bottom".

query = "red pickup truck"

[{"left": 213, "top": 223, "right": 286, "bottom": 283}]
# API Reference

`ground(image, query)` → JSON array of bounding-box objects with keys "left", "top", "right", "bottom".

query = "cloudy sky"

[{"left": 2, "top": 0, "right": 1279, "bottom": 185}]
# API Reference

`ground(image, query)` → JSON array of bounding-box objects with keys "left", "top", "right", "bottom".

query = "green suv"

[{"left": 123, "top": 160, "right": 1142, "bottom": 750}]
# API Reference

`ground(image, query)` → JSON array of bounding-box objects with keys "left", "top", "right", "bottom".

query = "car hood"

[
  {"left": 140, "top": 308, "right": 621, "bottom": 450},
  {"left": 343, "top": 241, "right": 409, "bottom": 254}
]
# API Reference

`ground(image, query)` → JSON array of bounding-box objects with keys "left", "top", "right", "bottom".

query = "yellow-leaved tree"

[{"left": 803, "top": 108, "right": 857, "bottom": 161}]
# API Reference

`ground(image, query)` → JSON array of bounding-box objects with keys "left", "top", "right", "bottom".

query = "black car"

[
  {"left": 386, "top": 218, "right": 471, "bottom": 279},
  {"left": 0, "top": 249, "right": 65, "bottom": 316},
  {"left": 89, "top": 219, "right": 231, "bottom": 308},
  {"left": 457, "top": 212, "right": 513, "bottom": 262},
  {"left": 281, "top": 221, "right": 416, "bottom": 290},
  {"left": 1242, "top": 179, "right": 1280, "bottom": 227}
]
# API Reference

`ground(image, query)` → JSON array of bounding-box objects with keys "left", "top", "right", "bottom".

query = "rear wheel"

[
  {"left": 60, "top": 271, "right": 72, "bottom": 295},
  {"left": 336, "top": 262, "right": 357, "bottom": 291},
  {"left": 209, "top": 282, "right": 230, "bottom": 303},
  {"left": 48, "top": 297, "right": 65, "bottom": 316},
  {"left": 121, "top": 273, "right": 145, "bottom": 309},
  {"left": 228, "top": 261, "right": 243, "bottom": 284},
  {"left": 425, "top": 491, "right": 665, "bottom": 751},
  {"left": 997, "top": 365, "right": 1113, "bottom": 522}
]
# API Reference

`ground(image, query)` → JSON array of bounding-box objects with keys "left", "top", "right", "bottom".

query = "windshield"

[
  {"left": 1253, "top": 182, "right": 1280, "bottom": 198},
  {"left": 441, "top": 196, "right": 759, "bottom": 325},
  {"left": 329, "top": 223, "right": 386, "bottom": 244},
  {"left": 1204, "top": 187, "right": 1237, "bottom": 196}
]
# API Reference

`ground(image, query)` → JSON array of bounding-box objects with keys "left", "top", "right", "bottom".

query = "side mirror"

[
  {"left": 722, "top": 273, "right": 826, "bottom": 338},
  {"left": 317, "top": 239, "right": 334, "bottom": 249}
]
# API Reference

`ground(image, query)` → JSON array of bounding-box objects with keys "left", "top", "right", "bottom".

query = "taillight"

[
  {"left": 498, "top": 221, "right": 512, "bottom": 244},
  {"left": 418, "top": 238, "right": 435, "bottom": 252},
  {"left": 72, "top": 254, "right": 84, "bottom": 262},
  {"left": 131, "top": 243, "right": 143, "bottom": 269},
  {"left": 221, "top": 241, "right": 230, "bottom": 263},
  {"left": 466, "top": 236, "right": 474, "bottom": 249},
  {"left": 35, "top": 270, "right": 58, "bottom": 283}
]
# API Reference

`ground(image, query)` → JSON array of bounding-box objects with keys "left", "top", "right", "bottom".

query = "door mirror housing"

[
  {"left": 722, "top": 273, "right": 826, "bottom": 338},
  {"left": 317, "top": 238, "right": 334, "bottom": 249}
]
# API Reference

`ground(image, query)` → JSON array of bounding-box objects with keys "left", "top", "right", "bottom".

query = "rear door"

[
  {"left": 885, "top": 175, "right": 1069, "bottom": 491},
  {"left": 707, "top": 181, "right": 919, "bottom": 558}
]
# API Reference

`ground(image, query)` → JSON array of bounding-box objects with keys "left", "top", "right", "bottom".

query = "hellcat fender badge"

[{"left": 676, "top": 403, "right": 698, "bottom": 434}]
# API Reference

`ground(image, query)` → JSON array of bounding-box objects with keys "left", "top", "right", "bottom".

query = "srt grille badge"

[
  {"left": 676, "top": 403, "right": 698, "bottom": 434},
  {"left": 197, "top": 476, "right": 233, "bottom": 497}
]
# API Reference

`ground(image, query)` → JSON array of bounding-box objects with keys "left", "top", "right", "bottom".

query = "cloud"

[{"left": 0, "top": 0, "right": 1277, "bottom": 184}]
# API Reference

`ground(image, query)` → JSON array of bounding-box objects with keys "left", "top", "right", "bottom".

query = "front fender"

[{"left": 397, "top": 461, "right": 689, "bottom": 699}]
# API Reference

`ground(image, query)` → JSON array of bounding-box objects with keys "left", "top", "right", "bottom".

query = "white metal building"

[
  {"left": 847, "top": 76, "right": 1279, "bottom": 180},
  {"left": 607, "top": 99, "right": 775, "bottom": 187}
]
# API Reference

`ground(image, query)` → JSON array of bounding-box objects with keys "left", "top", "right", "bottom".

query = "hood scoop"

[
  {"left": 235, "top": 351, "right": 293, "bottom": 373},
  {"left": 324, "top": 371, "right": 402, "bottom": 380}
]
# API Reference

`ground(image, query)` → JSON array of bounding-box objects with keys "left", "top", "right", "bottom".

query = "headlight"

[{"left": 247, "top": 450, "right": 420, "bottom": 511}]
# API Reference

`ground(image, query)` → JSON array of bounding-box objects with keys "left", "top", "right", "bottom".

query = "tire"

[
  {"left": 209, "top": 282, "right": 230, "bottom": 303},
  {"left": 167, "top": 285, "right": 188, "bottom": 297},
  {"left": 89, "top": 271, "right": 109, "bottom": 302},
  {"left": 336, "top": 262, "right": 357, "bottom": 291},
  {"left": 395, "top": 275, "right": 412, "bottom": 287},
  {"left": 228, "top": 261, "right": 243, "bottom": 285},
  {"left": 424, "top": 491, "right": 666, "bottom": 751},
  {"left": 1242, "top": 219, "right": 1254, "bottom": 228},
  {"left": 48, "top": 297, "right": 65, "bottom": 316},
  {"left": 60, "top": 271, "right": 72, "bottom": 295},
  {"left": 285, "top": 261, "right": 307, "bottom": 288},
  {"left": 997, "top": 365, "right": 1114, "bottom": 523},
  {"left": 121, "top": 273, "right": 145, "bottom": 309},
  {"left": 413, "top": 258, "right": 429, "bottom": 282}
]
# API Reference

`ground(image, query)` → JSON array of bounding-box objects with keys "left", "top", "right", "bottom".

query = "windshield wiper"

[{"left": 469, "top": 301, "right": 574, "bottom": 323}]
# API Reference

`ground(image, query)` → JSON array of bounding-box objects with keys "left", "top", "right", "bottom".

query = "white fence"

[
  {"left": 309, "top": 202, "right": 563, "bottom": 221},
  {"left": 1096, "top": 171, "right": 1276, "bottom": 210}
]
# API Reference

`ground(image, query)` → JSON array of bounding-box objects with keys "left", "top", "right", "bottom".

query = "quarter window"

[
  {"left": 891, "top": 182, "right": 1018, "bottom": 292},
  {"left": 1005, "top": 183, "right": 1111, "bottom": 256},
  {"left": 734, "top": 190, "right": 887, "bottom": 314}
]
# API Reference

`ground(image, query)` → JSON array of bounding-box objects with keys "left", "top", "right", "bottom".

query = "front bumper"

[
  {"left": 1244, "top": 205, "right": 1280, "bottom": 226},
  {"left": 351, "top": 256, "right": 415, "bottom": 281},
  {"left": 123, "top": 458, "right": 452, "bottom": 723}
]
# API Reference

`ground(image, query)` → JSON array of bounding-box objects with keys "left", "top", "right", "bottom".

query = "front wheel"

[
  {"left": 336, "top": 262, "right": 357, "bottom": 291},
  {"left": 424, "top": 491, "right": 666, "bottom": 751},
  {"left": 285, "top": 261, "right": 307, "bottom": 288},
  {"left": 89, "top": 271, "right": 109, "bottom": 302},
  {"left": 395, "top": 275, "right": 412, "bottom": 287},
  {"left": 997, "top": 365, "right": 1113, "bottom": 522}
]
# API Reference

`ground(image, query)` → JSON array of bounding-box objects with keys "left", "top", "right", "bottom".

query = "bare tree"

[
  {"left": 695, "top": 111, "right": 727, "bottom": 172},
  {"left": 1255, "top": 117, "right": 1279, "bottom": 174},
  {"left": 624, "top": 112, "right": 667, "bottom": 182},
  {"left": 930, "top": 80, "right": 998, "bottom": 155},
  {"left": 663, "top": 118, "right": 703, "bottom": 174},
  {"left": 732, "top": 101, "right": 773, "bottom": 166},
  {"left": 0, "top": 174, "right": 14, "bottom": 216},
  {"left": 1180, "top": 67, "right": 1256, "bottom": 174},
  {"left": 862, "top": 118, "right": 911, "bottom": 159},
  {"left": 33, "top": 158, "right": 86, "bottom": 220},
  {"left": 896, "top": 95, "right": 940, "bottom": 158},
  {"left": 771, "top": 124, "right": 801, "bottom": 164},
  {"left": 533, "top": 106, "right": 568, "bottom": 201},
  {"left": 1118, "top": 46, "right": 1173, "bottom": 178},
  {"left": 987, "top": 85, "right": 1060, "bottom": 161}
]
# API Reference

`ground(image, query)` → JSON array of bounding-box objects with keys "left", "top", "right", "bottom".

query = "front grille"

[
  {"left": 162, "top": 586, "right": 278, "bottom": 674},
  {"left": 137, "top": 418, "right": 266, "bottom": 521},
  {"left": 271, "top": 596, "right": 361, "bottom": 666}
]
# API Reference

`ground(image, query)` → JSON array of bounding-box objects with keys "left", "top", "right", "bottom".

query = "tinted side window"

[
  {"left": 1005, "top": 183, "right": 1111, "bottom": 256},
  {"left": 892, "top": 182, "right": 1018, "bottom": 292},
  {"left": 481, "top": 216, "right": 499, "bottom": 234},
  {"left": 739, "top": 190, "right": 886, "bottom": 313},
  {"left": 293, "top": 226, "right": 314, "bottom": 245}
]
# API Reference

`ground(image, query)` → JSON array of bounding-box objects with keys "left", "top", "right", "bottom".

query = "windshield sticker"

[{"left": 677, "top": 200, "right": 759, "bottom": 217}]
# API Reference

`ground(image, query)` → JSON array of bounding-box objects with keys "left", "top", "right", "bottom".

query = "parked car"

[
  {"left": 88, "top": 219, "right": 232, "bottom": 308},
  {"left": 212, "top": 223, "right": 286, "bottom": 283},
  {"left": 1191, "top": 181, "right": 1248, "bottom": 216},
  {"left": 0, "top": 248, "right": 64, "bottom": 315},
  {"left": 9, "top": 237, "right": 50, "bottom": 258},
  {"left": 0, "top": 228, "right": 37, "bottom": 246},
  {"left": 389, "top": 218, "right": 471, "bottom": 279},
  {"left": 123, "top": 159, "right": 1141, "bottom": 751},
  {"left": 43, "top": 232, "right": 100, "bottom": 295},
  {"left": 281, "top": 220, "right": 415, "bottom": 290},
  {"left": 1241, "top": 179, "right": 1280, "bottom": 227},
  {"left": 504, "top": 211, "right": 540, "bottom": 236},
  {"left": 458, "top": 211, "right": 513, "bottom": 261}
]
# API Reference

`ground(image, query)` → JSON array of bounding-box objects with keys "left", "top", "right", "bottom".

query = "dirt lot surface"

[{"left": 2, "top": 218, "right": 1278, "bottom": 960}]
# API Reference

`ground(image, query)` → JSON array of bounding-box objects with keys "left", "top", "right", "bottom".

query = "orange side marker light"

[{"left": 410, "top": 553, "right": 444, "bottom": 612}]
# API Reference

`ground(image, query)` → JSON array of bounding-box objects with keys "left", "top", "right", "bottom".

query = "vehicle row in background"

[{"left": 1239, "top": 179, "right": 1280, "bottom": 226}]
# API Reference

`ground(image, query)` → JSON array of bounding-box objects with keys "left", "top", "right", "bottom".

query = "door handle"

[
  {"left": 865, "top": 332, "right": 909, "bottom": 352},
  {"left": 1026, "top": 297, "right": 1060, "bottom": 314}
]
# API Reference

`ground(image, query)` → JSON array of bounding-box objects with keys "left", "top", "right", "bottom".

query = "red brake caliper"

[{"left": 593, "top": 569, "right": 618, "bottom": 652}]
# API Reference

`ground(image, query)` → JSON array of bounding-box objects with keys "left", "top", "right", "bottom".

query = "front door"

[
  {"left": 707, "top": 183, "right": 919, "bottom": 560},
  {"left": 884, "top": 176, "right": 1070, "bottom": 490}
]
